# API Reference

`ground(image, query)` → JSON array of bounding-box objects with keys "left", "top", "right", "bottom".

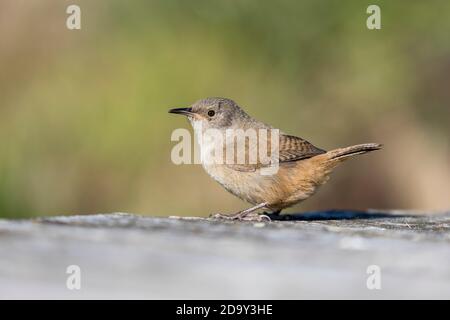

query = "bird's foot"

[
  {"left": 241, "top": 213, "right": 271, "bottom": 222},
  {"left": 209, "top": 213, "right": 236, "bottom": 220},
  {"left": 210, "top": 212, "right": 271, "bottom": 222}
]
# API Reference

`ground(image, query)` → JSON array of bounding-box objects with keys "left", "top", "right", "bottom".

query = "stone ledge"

[{"left": 0, "top": 210, "right": 449, "bottom": 299}]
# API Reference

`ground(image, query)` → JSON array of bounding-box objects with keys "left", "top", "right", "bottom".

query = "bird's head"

[{"left": 169, "top": 97, "right": 249, "bottom": 132}]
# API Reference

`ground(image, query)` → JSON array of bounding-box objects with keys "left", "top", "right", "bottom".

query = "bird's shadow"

[{"left": 267, "top": 209, "right": 414, "bottom": 221}]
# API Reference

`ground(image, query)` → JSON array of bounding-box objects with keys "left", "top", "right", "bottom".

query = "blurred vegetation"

[{"left": 0, "top": 0, "right": 449, "bottom": 218}]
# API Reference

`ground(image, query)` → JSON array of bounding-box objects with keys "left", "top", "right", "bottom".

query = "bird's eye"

[{"left": 207, "top": 110, "right": 215, "bottom": 117}]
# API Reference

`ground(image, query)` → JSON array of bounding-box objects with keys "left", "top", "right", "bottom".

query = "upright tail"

[{"left": 326, "top": 143, "right": 382, "bottom": 162}]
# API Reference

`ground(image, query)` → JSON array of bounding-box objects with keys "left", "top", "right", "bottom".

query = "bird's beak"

[{"left": 168, "top": 107, "right": 193, "bottom": 116}]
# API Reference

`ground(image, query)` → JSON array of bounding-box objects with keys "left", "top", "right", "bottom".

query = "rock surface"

[{"left": 0, "top": 210, "right": 449, "bottom": 299}]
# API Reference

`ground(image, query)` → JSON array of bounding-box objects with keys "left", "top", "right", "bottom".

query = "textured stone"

[{"left": 0, "top": 211, "right": 449, "bottom": 299}]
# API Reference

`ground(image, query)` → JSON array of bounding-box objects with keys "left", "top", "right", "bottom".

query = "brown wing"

[
  {"left": 225, "top": 133, "right": 325, "bottom": 172},
  {"left": 278, "top": 134, "right": 326, "bottom": 162}
]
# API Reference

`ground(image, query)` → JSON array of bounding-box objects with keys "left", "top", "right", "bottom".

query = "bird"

[{"left": 169, "top": 97, "right": 381, "bottom": 221}]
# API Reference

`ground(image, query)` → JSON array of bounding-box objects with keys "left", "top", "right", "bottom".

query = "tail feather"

[{"left": 326, "top": 143, "right": 382, "bottom": 162}]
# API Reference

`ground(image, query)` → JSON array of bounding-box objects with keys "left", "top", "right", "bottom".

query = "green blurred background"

[{"left": 1, "top": 0, "right": 449, "bottom": 218}]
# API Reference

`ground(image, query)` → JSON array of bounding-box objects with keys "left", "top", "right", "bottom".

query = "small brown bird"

[{"left": 169, "top": 97, "right": 381, "bottom": 221}]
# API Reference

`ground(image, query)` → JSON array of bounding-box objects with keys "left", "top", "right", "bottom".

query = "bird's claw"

[
  {"left": 209, "top": 213, "right": 236, "bottom": 220},
  {"left": 209, "top": 212, "right": 271, "bottom": 222}
]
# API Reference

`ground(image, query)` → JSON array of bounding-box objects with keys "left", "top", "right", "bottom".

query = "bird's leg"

[{"left": 210, "top": 202, "right": 269, "bottom": 221}]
